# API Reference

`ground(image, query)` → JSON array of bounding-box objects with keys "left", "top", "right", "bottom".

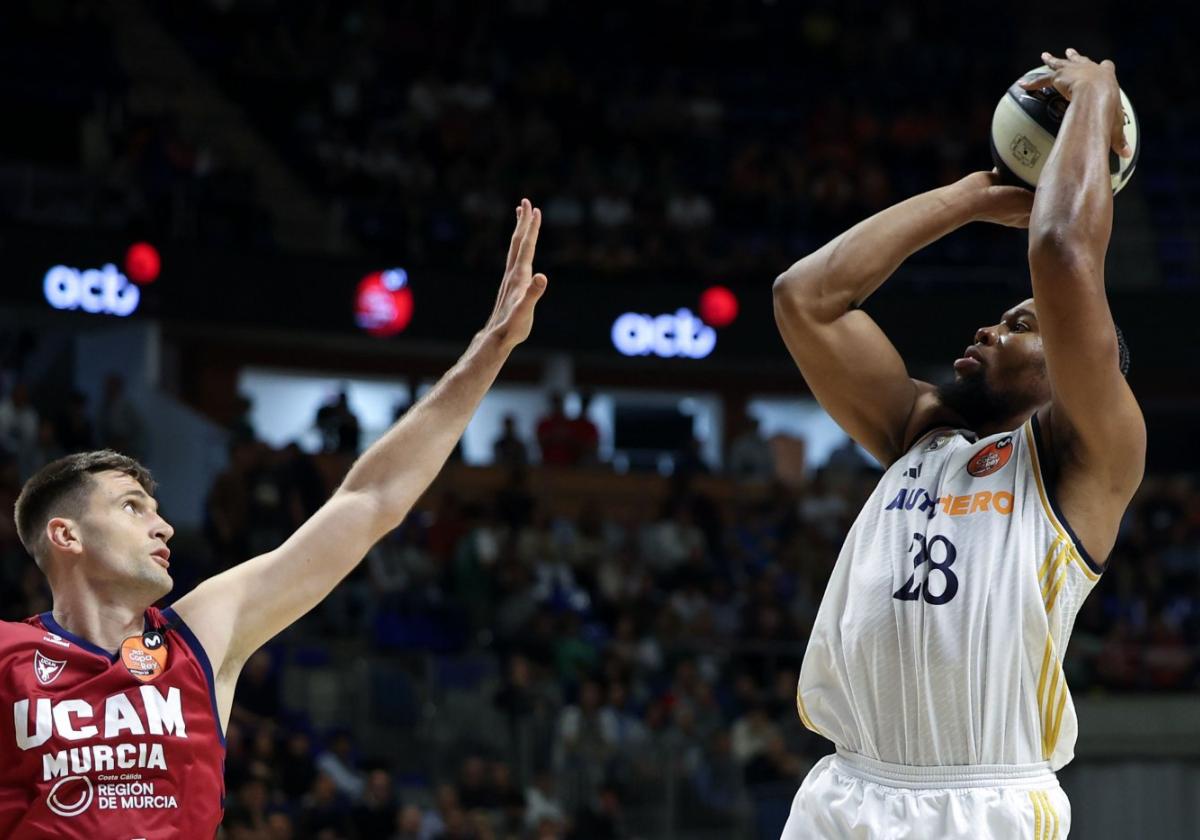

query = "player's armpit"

[{"left": 772, "top": 282, "right": 939, "bottom": 466}]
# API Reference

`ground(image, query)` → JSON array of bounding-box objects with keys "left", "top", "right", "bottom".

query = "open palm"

[{"left": 486, "top": 198, "right": 549, "bottom": 349}]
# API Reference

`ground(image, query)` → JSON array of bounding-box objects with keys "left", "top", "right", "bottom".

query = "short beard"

[{"left": 936, "top": 372, "right": 1022, "bottom": 431}]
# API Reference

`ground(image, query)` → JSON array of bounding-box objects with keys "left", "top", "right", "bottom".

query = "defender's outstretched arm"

[
  {"left": 773, "top": 173, "right": 1032, "bottom": 466},
  {"left": 173, "top": 200, "right": 549, "bottom": 725}
]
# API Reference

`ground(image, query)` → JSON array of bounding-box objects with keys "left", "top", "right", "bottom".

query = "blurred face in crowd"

[
  {"left": 397, "top": 805, "right": 423, "bottom": 834},
  {"left": 51, "top": 470, "right": 174, "bottom": 602},
  {"left": 937, "top": 298, "right": 1050, "bottom": 429}
]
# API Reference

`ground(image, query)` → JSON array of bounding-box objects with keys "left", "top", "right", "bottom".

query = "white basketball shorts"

[{"left": 781, "top": 750, "right": 1070, "bottom": 839}]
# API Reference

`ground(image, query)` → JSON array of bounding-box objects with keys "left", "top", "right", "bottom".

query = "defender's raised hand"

[
  {"left": 486, "top": 198, "right": 549, "bottom": 350},
  {"left": 1020, "top": 48, "right": 1132, "bottom": 159}
]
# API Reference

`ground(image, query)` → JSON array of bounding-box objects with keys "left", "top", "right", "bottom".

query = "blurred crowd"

[{"left": 6, "top": 2, "right": 1196, "bottom": 289}]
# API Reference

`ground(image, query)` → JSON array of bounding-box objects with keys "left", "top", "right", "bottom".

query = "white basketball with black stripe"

[{"left": 991, "top": 65, "right": 1139, "bottom": 195}]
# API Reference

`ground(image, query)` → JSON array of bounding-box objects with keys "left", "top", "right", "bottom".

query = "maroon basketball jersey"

[{"left": 0, "top": 606, "right": 226, "bottom": 838}]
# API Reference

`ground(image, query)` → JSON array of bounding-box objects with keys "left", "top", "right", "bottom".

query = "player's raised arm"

[
  {"left": 1024, "top": 50, "right": 1145, "bottom": 502},
  {"left": 773, "top": 172, "right": 1033, "bottom": 466},
  {"left": 172, "top": 200, "right": 549, "bottom": 699}
]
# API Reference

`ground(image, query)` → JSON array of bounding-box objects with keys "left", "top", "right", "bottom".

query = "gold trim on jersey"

[
  {"left": 1037, "top": 635, "right": 1069, "bottom": 760},
  {"left": 796, "top": 688, "right": 820, "bottom": 736},
  {"left": 1023, "top": 420, "right": 1100, "bottom": 583},
  {"left": 1039, "top": 536, "right": 1074, "bottom": 615},
  {"left": 1029, "top": 789, "right": 1060, "bottom": 840}
]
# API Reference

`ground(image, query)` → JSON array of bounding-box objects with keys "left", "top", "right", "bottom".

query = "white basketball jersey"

[{"left": 797, "top": 416, "right": 1103, "bottom": 770}]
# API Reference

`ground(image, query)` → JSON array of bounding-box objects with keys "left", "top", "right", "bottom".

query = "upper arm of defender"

[
  {"left": 171, "top": 489, "right": 385, "bottom": 677},
  {"left": 773, "top": 276, "right": 930, "bottom": 466}
]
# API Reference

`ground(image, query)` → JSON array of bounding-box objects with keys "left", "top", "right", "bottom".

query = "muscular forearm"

[
  {"left": 340, "top": 329, "right": 511, "bottom": 532},
  {"left": 774, "top": 179, "right": 984, "bottom": 321},
  {"left": 1029, "top": 83, "right": 1117, "bottom": 257}
]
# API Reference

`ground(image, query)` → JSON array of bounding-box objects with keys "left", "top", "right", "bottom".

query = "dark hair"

[
  {"left": 14, "top": 450, "right": 155, "bottom": 563},
  {"left": 1115, "top": 325, "right": 1131, "bottom": 377}
]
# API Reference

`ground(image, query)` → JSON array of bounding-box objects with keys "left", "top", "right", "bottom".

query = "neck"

[
  {"left": 934, "top": 377, "right": 1043, "bottom": 442},
  {"left": 49, "top": 587, "right": 148, "bottom": 655},
  {"left": 964, "top": 408, "right": 1037, "bottom": 440}
]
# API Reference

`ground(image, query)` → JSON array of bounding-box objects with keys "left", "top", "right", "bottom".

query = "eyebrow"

[{"left": 1004, "top": 308, "right": 1037, "bottom": 322}]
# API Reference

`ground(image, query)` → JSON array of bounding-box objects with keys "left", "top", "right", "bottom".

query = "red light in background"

[
  {"left": 355, "top": 269, "right": 413, "bottom": 337},
  {"left": 124, "top": 242, "right": 161, "bottom": 284},
  {"left": 699, "top": 285, "right": 738, "bottom": 328}
]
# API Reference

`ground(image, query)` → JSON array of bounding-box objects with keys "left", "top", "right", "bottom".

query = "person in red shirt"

[
  {"left": 568, "top": 390, "right": 600, "bottom": 467},
  {"left": 0, "top": 200, "right": 550, "bottom": 839},
  {"left": 535, "top": 392, "right": 575, "bottom": 466}
]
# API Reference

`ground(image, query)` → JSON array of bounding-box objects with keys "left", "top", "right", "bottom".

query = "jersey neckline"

[{"left": 38, "top": 610, "right": 154, "bottom": 663}]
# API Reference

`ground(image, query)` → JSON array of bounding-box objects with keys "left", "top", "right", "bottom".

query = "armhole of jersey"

[
  {"left": 162, "top": 607, "right": 227, "bottom": 748},
  {"left": 1025, "top": 415, "right": 1104, "bottom": 580}
]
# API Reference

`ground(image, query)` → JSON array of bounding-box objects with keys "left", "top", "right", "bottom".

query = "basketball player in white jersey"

[{"left": 772, "top": 50, "right": 1142, "bottom": 838}]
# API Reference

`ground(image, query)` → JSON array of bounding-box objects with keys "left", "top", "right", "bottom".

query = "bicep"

[
  {"left": 1029, "top": 250, "right": 1146, "bottom": 488},
  {"left": 773, "top": 293, "right": 922, "bottom": 465},
  {"left": 172, "top": 490, "right": 385, "bottom": 674}
]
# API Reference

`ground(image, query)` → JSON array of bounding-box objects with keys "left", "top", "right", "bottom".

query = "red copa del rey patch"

[
  {"left": 967, "top": 436, "right": 1014, "bottom": 477},
  {"left": 120, "top": 630, "right": 168, "bottom": 682}
]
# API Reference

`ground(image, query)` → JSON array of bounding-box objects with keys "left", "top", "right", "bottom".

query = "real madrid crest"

[{"left": 924, "top": 434, "right": 952, "bottom": 453}]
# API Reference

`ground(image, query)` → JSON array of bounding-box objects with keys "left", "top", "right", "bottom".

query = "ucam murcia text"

[{"left": 12, "top": 685, "right": 186, "bottom": 781}]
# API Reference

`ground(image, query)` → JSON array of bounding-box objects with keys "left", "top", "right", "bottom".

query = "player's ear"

[{"left": 46, "top": 517, "right": 84, "bottom": 556}]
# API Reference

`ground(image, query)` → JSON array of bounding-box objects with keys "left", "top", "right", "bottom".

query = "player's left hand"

[
  {"left": 1020, "top": 48, "right": 1132, "bottom": 160},
  {"left": 485, "top": 198, "right": 549, "bottom": 350},
  {"left": 960, "top": 170, "right": 1035, "bottom": 228}
]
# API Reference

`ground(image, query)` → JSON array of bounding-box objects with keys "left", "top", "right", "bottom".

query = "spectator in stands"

[
  {"left": 554, "top": 678, "right": 617, "bottom": 810},
  {"left": 726, "top": 411, "right": 774, "bottom": 483},
  {"left": 352, "top": 768, "right": 400, "bottom": 838},
  {"left": 493, "top": 414, "right": 530, "bottom": 468},
  {"left": 98, "top": 373, "right": 146, "bottom": 460},
  {"left": 54, "top": 389, "right": 95, "bottom": 453},
  {"left": 228, "top": 393, "right": 257, "bottom": 448},
  {"left": 640, "top": 498, "right": 707, "bottom": 584},
  {"left": 279, "top": 731, "right": 319, "bottom": 802},
  {"left": 316, "top": 731, "right": 365, "bottom": 801},
  {"left": 316, "top": 389, "right": 362, "bottom": 455},
  {"left": 525, "top": 772, "right": 568, "bottom": 833},
  {"left": 537, "top": 392, "right": 576, "bottom": 467},
  {"left": 29, "top": 417, "right": 66, "bottom": 478},
  {"left": 0, "top": 382, "right": 39, "bottom": 480},
  {"left": 457, "top": 754, "right": 493, "bottom": 811},
  {"left": 299, "top": 771, "right": 354, "bottom": 837},
  {"left": 568, "top": 782, "right": 624, "bottom": 840},
  {"left": 569, "top": 391, "right": 600, "bottom": 467},
  {"left": 393, "top": 804, "right": 424, "bottom": 840},
  {"left": 230, "top": 649, "right": 281, "bottom": 733}
]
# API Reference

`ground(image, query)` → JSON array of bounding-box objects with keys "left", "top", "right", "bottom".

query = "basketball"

[{"left": 991, "top": 66, "right": 1140, "bottom": 194}]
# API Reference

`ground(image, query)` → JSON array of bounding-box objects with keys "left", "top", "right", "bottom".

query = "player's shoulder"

[{"left": 0, "top": 614, "right": 59, "bottom": 650}]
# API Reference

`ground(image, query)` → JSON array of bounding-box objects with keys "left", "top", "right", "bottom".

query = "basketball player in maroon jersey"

[{"left": 0, "top": 200, "right": 549, "bottom": 838}]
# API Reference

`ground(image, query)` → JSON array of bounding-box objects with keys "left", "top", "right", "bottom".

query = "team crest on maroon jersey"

[
  {"left": 33, "top": 650, "right": 67, "bottom": 685},
  {"left": 967, "top": 436, "right": 1014, "bottom": 477}
]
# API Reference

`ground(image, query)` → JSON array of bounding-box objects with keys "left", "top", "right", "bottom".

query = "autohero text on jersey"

[{"left": 885, "top": 487, "right": 1014, "bottom": 520}]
